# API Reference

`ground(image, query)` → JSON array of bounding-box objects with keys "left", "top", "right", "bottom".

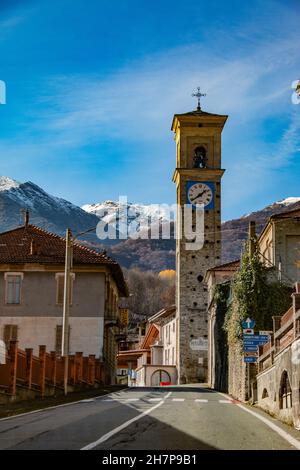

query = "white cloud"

[{"left": 1, "top": 1, "right": 300, "bottom": 214}]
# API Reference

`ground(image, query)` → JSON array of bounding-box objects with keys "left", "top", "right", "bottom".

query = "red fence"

[{"left": 0, "top": 341, "right": 104, "bottom": 397}]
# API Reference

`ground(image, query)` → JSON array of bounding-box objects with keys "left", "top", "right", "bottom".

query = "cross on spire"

[{"left": 192, "top": 86, "right": 206, "bottom": 111}]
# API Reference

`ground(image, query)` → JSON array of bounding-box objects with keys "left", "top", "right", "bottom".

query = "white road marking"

[
  {"left": 81, "top": 399, "right": 166, "bottom": 450},
  {"left": 195, "top": 399, "right": 208, "bottom": 403},
  {"left": 218, "top": 391, "right": 300, "bottom": 450},
  {"left": 172, "top": 398, "right": 185, "bottom": 402},
  {"left": 236, "top": 404, "right": 300, "bottom": 450},
  {"left": 126, "top": 398, "right": 139, "bottom": 402},
  {"left": 81, "top": 399, "right": 96, "bottom": 403},
  {"left": 219, "top": 399, "right": 232, "bottom": 404},
  {"left": 148, "top": 398, "right": 163, "bottom": 402}
]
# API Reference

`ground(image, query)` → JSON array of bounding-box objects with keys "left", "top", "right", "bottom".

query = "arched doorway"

[
  {"left": 279, "top": 370, "right": 292, "bottom": 409},
  {"left": 151, "top": 369, "right": 171, "bottom": 386}
]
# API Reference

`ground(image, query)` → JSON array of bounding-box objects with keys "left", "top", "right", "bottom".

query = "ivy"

[{"left": 223, "top": 241, "right": 292, "bottom": 346}]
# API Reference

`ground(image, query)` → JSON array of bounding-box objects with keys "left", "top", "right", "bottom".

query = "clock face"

[{"left": 186, "top": 182, "right": 214, "bottom": 209}]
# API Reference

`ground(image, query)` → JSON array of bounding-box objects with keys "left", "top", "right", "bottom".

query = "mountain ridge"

[{"left": 1, "top": 176, "right": 299, "bottom": 270}]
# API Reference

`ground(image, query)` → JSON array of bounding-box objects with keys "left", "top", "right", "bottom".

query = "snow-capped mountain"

[
  {"left": 0, "top": 176, "right": 100, "bottom": 241},
  {"left": 1, "top": 175, "right": 299, "bottom": 270},
  {"left": 241, "top": 197, "right": 300, "bottom": 218},
  {"left": 82, "top": 200, "right": 175, "bottom": 237}
]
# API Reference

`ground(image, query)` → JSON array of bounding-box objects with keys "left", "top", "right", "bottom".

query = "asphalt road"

[{"left": 0, "top": 387, "right": 299, "bottom": 450}]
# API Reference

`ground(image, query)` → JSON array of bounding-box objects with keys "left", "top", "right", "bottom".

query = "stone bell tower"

[{"left": 172, "top": 89, "right": 228, "bottom": 383}]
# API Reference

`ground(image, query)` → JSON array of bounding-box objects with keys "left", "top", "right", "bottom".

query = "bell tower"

[{"left": 172, "top": 90, "right": 228, "bottom": 383}]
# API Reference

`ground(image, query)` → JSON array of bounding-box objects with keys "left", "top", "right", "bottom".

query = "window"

[
  {"left": 3, "top": 324, "right": 18, "bottom": 349},
  {"left": 55, "top": 325, "right": 70, "bottom": 356},
  {"left": 5, "top": 273, "right": 23, "bottom": 304},
  {"left": 55, "top": 273, "right": 74, "bottom": 305}
]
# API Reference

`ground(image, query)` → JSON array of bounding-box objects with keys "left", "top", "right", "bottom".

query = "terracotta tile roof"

[
  {"left": 0, "top": 224, "right": 128, "bottom": 296},
  {"left": 206, "top": 259, "right": 240, "bottom": 273}
]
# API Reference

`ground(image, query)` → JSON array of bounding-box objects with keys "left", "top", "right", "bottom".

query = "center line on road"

[
  {"left": 172, "top": 398, "right": 185, "bottom": 402},
  {"left": 81, "top": 399, "right": 166, "bottom": 450},
  {"left": 126, "top": 398, "right": 140, "bottom": 402},
  {"left": 148, "top": 398, "right": 162, "bottom": 402},
  {"left": 195, "top": 399, "right": 208, "bottom": 403},
  {"left": 219, "top": 399, "right": 232, "bottom": 404}
]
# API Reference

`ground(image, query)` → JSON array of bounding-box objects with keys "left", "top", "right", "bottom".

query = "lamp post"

[{"left": 61, "top": 226, "right": 98, "bottom": 396}]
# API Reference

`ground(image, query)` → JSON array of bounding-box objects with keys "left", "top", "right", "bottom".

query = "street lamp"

[{"left": 62, "top": 226, "right": 98, "bottom": 396}]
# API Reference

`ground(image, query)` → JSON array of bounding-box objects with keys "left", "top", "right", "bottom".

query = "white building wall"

[{"left": 162, "top": 318, "right": 176, "bottom": 365}]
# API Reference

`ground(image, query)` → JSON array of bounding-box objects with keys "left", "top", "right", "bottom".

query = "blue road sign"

[
  {"left": 244, "top": 357, "right": 257, "bottom": 363},
  {"left": 243, "top": 335, "right": 269, "bottom": 346},
  {"left": 242, "top": 318, "right": 255, "bottom": 329},
  {"left": 243, "top": 345, "right": 258, "bottom": 352},
  {"left": 243, "top": 334, "right": 269, "bottom": 341}
]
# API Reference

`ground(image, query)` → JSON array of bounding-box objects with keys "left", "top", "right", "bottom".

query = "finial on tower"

[{"left": 192, "top": 86, "right": 206, "bottom": 111}]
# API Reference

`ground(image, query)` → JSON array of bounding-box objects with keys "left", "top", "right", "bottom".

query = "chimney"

[
  {"left": 30, "top": 239, "right": 42, "bottom": 256},
  {"left": 248, "top": 220, "right": 256, "bottom": 258},
  {"left": 24, "top": 209, "right": 29, "bottom": 227},
  {"left": 30, "top": 239, "right": 36, "bottom": 255}
]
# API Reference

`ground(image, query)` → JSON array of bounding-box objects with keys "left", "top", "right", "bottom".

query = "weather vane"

[{"left": 192, "top": 87, "right": 206, "bottom": 111}]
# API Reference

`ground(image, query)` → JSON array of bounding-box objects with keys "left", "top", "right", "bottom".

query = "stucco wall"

[
  {"left": 257, "top": 339, "right": 300, "bottom": 427},
  {"left": 162, "top": 317, "right": 176, "bottom": 365},
  {"left": 0, "top": 316, "right": 104, "bottom": 357},
  {"left": 135, "top": 365, "right": 177, "bottom": 387},
  {"left": 0, "top": 271, "right": 105, "bottom": 317}
]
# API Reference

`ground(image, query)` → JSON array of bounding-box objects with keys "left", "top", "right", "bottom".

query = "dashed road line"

[
  {"left": 172, "top": 398, "right": 185, "bottom": 402},
  {"left": 219, "top": 400, "right": 233, "bottom": 404},
  {"left": 81, "top": 395, "right": 169, "bottom": 450},
  {"left": 195, "top": 399, "right": 208, "bottom": 403}
]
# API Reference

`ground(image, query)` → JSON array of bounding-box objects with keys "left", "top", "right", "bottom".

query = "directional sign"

[
  {"left": 244, "top": 351, "right": 258, "bottom": 357},
  {"left": 243, "top": 345, "right": 258, "bottom": 352},
  {"left": 242, "top": 318, "right": 255, "bottom": 329},
  {"left": 244, "top": 356, "right": 257, "bottom": 363},
  {"left": 243, "top": 334, "right": 269, "bottom": 345}
]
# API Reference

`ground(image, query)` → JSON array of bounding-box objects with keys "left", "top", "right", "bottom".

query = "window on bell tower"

[{"left": 193, "top": 146, "right": 207, "bottom": 169}]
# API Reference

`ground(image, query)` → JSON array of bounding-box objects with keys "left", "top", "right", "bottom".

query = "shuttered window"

[
  {"left": 3, "top": 325, "right": 18, "bottom": 349},
  {"left": 55, "top": 325, "right": 70, "bottom": 355},
  {"left": 5, "top": 275, "right": 22, "bottom": 304},
  {"left": 56, "top": 274, "right": 74, "bottom": 305}
]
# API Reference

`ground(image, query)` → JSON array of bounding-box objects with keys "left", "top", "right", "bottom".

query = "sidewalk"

[{"left": 0, "top": 385, "right": 126, "bottom": 419}]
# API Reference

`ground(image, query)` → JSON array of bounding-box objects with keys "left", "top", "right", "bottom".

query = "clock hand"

[{"left": 191, "top": 189, "right": 208, "bottom": 202}]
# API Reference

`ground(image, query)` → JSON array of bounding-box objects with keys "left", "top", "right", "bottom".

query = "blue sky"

[{"left": 0, "top": 0, "right": 299, "bottom": 220}]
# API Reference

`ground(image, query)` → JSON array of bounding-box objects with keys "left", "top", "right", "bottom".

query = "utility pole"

[
  {"left": 248, "top": 220, "right": 256, "bottom": 258},
  {"left": 62, "top": 228, "right": 72, "bottom": 396}
]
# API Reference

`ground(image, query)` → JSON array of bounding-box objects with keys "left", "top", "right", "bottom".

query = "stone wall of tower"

[
  {"left": 176, "top": 178, "right": 222, "bottom": 383},
  {"left": 172, "top": 111, "right": 227, "bottom": 384}
]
